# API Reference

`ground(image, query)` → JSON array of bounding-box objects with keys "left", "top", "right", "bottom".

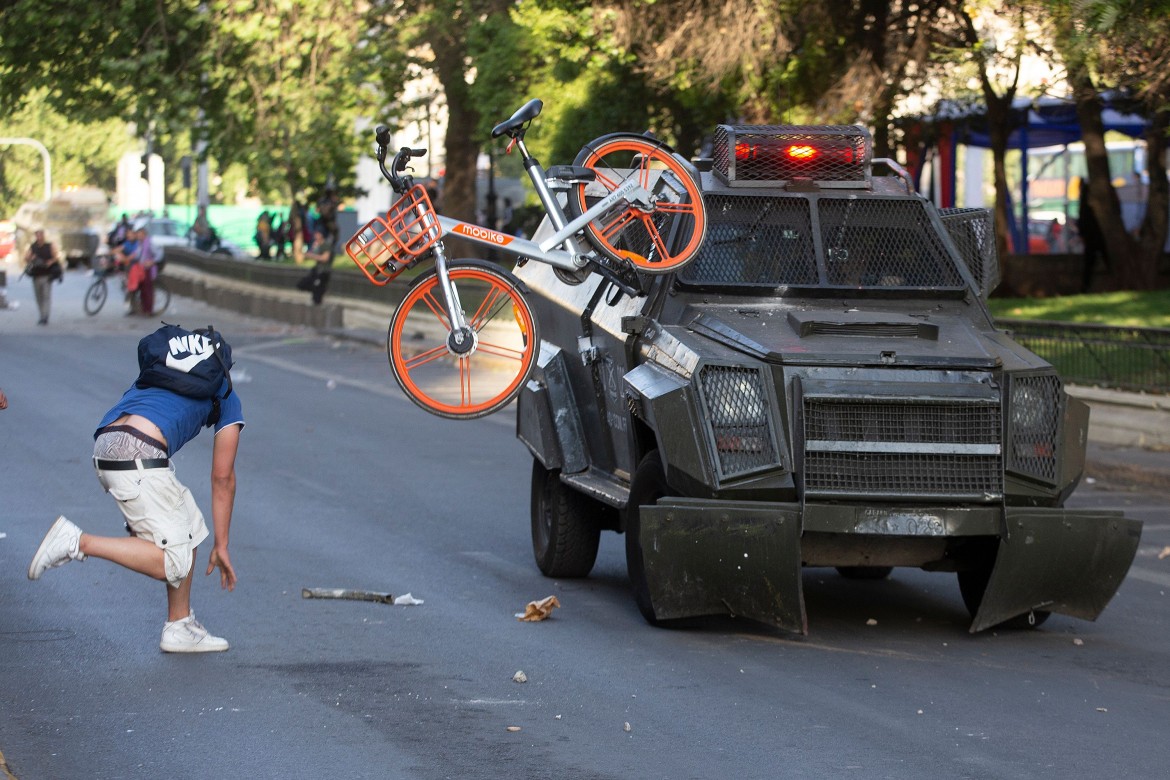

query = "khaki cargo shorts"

[{"left": 95, "top": 463, "right": 210, "bottom": 588}]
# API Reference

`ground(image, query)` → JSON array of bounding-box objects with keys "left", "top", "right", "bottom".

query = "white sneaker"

[
  {"left": 28, "top": 516, "right": 86, "bottom": 580},
  {"left": 160, "top": 612, "right": 230, "bottom": 653}
]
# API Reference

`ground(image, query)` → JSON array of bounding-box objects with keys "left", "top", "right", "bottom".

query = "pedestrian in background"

[
  {"left": 255, "top": 211, "right": 273, "bottom": 260},
  {"left": 28, "top": 329, "right": 245, "bottom": 653},
  {"left": 297, "top": 228, "right": 332, "bottom": 305},
  {"left": 23, "top": 229, "right": 62, "bottom": 325},
  {"left": 316, "top": 187, "right": 339, "bottom": 262},
  {"left": 134, "top": 224, "right": 157, "bottom": 316}
]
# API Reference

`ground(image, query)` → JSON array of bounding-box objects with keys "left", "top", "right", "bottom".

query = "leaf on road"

[{"left": 517, "top": 595, "right": 560, "bottom": 622}]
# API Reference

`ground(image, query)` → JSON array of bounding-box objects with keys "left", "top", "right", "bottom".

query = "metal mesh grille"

[
  {"left": 804, "top": 452, "right": 1003, "bottom": 496},
  {"left": 819, "top": 199, "right": 965, "bottom": 288},
  {"left": 1006, "top": 374, "right": 1062, "bottom": 483},
  {"left": 802, "top": 396, "right": 1003, "bottom": 499},
  {"left": 713, "top": 125, "right": 871, "bottom": 186},
  {"left": 698, "top": 365, "right": 780, "bottom": 478},
  {"left": 678, "top": 194, "right": 818, "bottom": 285},
  {"left": 803, "top": 399, "right": 1001, "bottom": 443},
  {"left": 940, "top": 207, "right": 1000, "bottom": 293}
]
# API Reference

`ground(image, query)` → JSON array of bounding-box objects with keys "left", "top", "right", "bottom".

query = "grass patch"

[{"left": 988, "top": 289, "right": 1170, "bottom": 329}]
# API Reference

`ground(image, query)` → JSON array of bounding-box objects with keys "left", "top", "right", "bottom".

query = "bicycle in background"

[
  {"left": 83, "top": 258, "right": 171, "bottom": 317},
  {"left": 347, "top": 98, "right": 707, "bottom": 419}
]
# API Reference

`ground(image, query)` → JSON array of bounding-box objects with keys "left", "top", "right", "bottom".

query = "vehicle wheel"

[
  {"left": 835, "top": 566, "right": 894, "bottom": 580},
  {"left": 567, "top": 133, "right": 707, "bottom": 274},
  {"left": 957, "top": 567, "right": 1051, "bottom": 629},
  {"left": 530, "top": 460, "right": 605, "bottom": 578},
  {"left": 83, "top": 278, "right": 108, "bottom": 316},
  {"left": 387, "top": 259, "right": 539, "bottom": 419},
  {"left": 625, "top": 450, "right": 675, "bottom": 625},
  {"left": 153, "top": 280, "right": 171, "bottom": 314}
]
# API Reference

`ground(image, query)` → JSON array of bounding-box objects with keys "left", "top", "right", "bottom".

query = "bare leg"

[
  {"left": 79, "top": 534, "right": 197, "bottom": 622},
  {"left": 166, "top": 550, "right": 197, "bottom": 622},
  {"left": 79, "top": 533, "right": 166, "bottom": 580}
]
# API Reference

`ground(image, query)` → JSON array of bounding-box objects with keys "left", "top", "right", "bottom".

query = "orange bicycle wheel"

[
  {"left": 568, "top": 133, "right": 707, "bottom": 274},
  {"left": 387, "top": 260, "right": 539, "bottom": 420}
]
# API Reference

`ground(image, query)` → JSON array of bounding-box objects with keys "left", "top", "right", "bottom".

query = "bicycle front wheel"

[
  {"left": 387, "top": 260, "right": 539, "bottom": 420},
  {"left": 83, "top": 278, "right": 108, "bottom": 316},
  {"left": 568, "top": 133, "right": 707, "bottom": 274}
]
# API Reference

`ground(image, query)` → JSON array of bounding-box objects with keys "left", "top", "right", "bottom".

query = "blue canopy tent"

[{"left": 912, "top": 95, "right": 1149, "bottom": 252}]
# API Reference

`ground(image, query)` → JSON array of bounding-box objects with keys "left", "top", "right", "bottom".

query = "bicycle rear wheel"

[
  {"left": 568, "top": 133, "right": 707, "bottom": 274},
  {"left": 387, "top": 259, "right": 539, "bottom": 420},
  {"left": 153, "top": 279, "right": 171, "bottom": 314},
  {"left": 83, "top": 278, "right": 108, "bottom": 316}
]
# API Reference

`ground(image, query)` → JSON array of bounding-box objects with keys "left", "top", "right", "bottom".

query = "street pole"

[{"left": 0, "top": 137, "right": 52, "bottom": 200}]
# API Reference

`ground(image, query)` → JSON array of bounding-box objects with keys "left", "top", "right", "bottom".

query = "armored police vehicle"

[{"left": 513, "top": 124, "right": 1141, "bottom": 633}]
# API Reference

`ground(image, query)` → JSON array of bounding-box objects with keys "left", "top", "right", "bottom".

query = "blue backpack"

[{"left": 135, "top": 323, "right": 233, "bottom": 410}]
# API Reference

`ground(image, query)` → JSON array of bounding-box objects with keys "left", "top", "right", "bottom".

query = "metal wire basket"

[{"left": 346, "top": 184, "right": 442, "bottom": 285}]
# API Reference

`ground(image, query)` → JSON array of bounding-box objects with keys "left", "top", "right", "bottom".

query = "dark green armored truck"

[{"left": 514, "top": 124, "right": 1142, "bottom": 633}]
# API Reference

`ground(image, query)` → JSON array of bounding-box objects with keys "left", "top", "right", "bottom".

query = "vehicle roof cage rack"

[{"left": 712, "top": 124, "right": 873, "bottom": 189}]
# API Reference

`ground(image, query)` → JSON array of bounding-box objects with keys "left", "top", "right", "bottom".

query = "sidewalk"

[{"left": 136, "top": 262, "right": 1170, "bottom": 492}]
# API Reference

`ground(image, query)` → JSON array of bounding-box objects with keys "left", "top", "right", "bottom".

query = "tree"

[
  {"left": 1047, "top": 0, "right": 1170, "bottom": 289},
  {"left": 0, "top": 94, "right": 137, "bottom": 216},
  {"left": 0, "top": 1, "right": 208, "bottom": 133},
  {"left": 1075, "top": 0, "right": 1170, "bottom": 289},
  {"left": 203, "top": 1, "right": 373, "bottom": 205},
  {"left": 0, "top": 0, "right": 371, "bottom": 224},
  {"left": 365, "top": 0, "right": 515, "bottom": 228},
  {"left": 936, "top": 2, "right": 1044, "bottom": 272}
]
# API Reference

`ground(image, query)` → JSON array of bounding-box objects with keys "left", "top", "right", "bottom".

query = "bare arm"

[{"left": 205, "top": 422, "right": 241, "bottom": 590}]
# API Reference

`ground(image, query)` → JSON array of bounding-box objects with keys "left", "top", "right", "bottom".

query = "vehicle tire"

[
  {"left": 83, "top": 278, "right": 108, "bottom": 316},
  {"left": 387, "top": 259, "right": 539, "bottom": 419},
  {"left": 152, "top": 280, "right": 171, "bottom": 315},
  {"left": 957, "top": 567, "right": 1051, "bottom": 629},
  {"left": 625, "top": 450, "right": 675, "bottom": 625},
  {"left": 835, "top": 566, "right": 894, "bottom": 580},
  {"left": 567, "top": 133, "right": 707, "bottom": 274},
  {"left": 530, "top": 460, "right": 606, "bottom": 578}
]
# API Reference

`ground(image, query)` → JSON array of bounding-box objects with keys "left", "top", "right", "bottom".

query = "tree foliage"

[{"left": 203, "top": 0, "right": 375, "bottom": 203}]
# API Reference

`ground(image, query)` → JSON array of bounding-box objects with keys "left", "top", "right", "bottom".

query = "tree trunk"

[
  {"left": 430, "top": 29, "right": 482, "bottom": 257},
  {"left": 1074, "top": 77, "right": 1143, "bottom": 289},
  {"left": 1137, "top": 108, "right": 1169, "bottom": 288},
  {"left": 983, "top": 89, "right": 1015, "bottom": 282}
]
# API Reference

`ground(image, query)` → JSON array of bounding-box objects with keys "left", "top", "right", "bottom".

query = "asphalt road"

[{"left": 1, "top": 270, "right": 1169, "bottom": 779}]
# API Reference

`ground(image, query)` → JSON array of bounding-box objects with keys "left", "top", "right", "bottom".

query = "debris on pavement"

[
  {"left": 301, "top": 587, "right": 394, "bottom": 604},
  {"left": 393, "top": 593, "right": 424, "bottom": 606},
  {"left": 516, "top": 595, "right": 560, "bottom": 622},
  {"left": 512, "top": 671, "right": 527, "bottom": 683},
  {"left": 1159, "top": 546, "right": 1170, "bottom": 560},
  {"left": 506, "top": 726, "right": 521, "bottom": 732}
]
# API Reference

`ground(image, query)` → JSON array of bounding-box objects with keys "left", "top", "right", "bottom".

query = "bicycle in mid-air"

[
  {"left": 346, "top": 98, "right": 708, "bottom": 419},
  {"left": 83, "top": 258, "right": 171, "bottom": 316}
]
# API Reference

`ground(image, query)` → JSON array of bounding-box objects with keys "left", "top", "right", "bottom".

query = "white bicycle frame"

[{"left": 417, "top": 138, "right": 657, "bottom": 345}]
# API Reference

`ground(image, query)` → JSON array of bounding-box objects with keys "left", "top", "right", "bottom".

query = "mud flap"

[
  {"left": 970, "top": 509, "right": 1143, "bottom": 633},
  {"left": 639, "top": 499, "right": 806, "bottom": 633}
]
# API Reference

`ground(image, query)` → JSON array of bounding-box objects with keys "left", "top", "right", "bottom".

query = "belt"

[{"left": 93, "top": 457, "right": 170, "bottom": 471}]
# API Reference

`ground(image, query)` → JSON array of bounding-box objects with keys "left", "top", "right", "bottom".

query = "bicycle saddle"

[{"left": 492, "top": 99, "right": 544, "bottom": 138}]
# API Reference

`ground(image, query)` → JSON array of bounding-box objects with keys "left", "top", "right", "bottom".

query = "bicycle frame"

[{"left": 416, "top": 141, "right": 658, "bottom": 338}]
